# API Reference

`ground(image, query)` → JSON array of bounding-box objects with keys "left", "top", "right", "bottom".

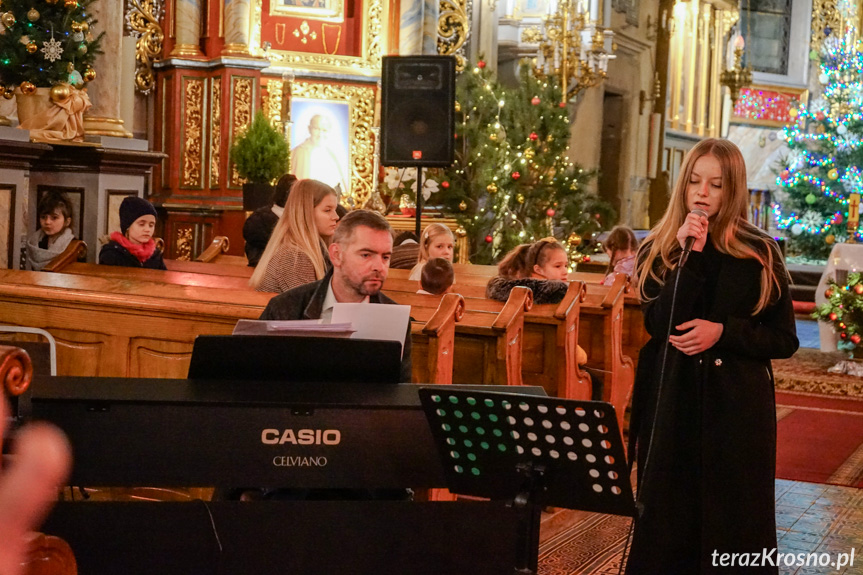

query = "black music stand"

[{"left": 419, "top": 388, "right": 636, "bottom": 575}]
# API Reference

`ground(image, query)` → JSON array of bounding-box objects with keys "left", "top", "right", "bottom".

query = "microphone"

[{"left": 679, "top": 208, "right": 708, "bottom": 268}]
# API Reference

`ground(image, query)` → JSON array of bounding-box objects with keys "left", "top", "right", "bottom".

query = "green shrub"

[{"left": 229, "top": 111, "right": 290, "bottom": 184}]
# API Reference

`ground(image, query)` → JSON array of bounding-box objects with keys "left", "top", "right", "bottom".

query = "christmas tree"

[
  {"left": 773, "top": 31, "right": 863, "bottom": 260},
  {"left": 0, "top": 0, "right": 103, "bottom": 97},
  {"left": 813, "top": 271, "right": 863, "bottom": 354},
  {"left": 436, "top": 61, "right": 611, "bottom": 265}
]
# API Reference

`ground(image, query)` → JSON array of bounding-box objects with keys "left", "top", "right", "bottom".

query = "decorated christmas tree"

[
  {"left": 773, "top": 31, "right": 863, "bottom": 260},
  {"left": 813, "top": 271, "right": 863, "bottom": 354},
  {"left": 0, "top": 0, "right": 103, "bottom": 97},
  {"left": 436, "top": 61, "right": 611, "bottom": 265}
]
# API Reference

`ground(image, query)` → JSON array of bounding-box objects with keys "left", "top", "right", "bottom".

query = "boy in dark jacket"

[{"left": 99, "top": 196, "right": 167, "bottom": 270}]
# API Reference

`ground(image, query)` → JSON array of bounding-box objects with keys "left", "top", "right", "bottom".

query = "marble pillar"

[
  {"left": 83, "top": 0, "right": 132, "bottom": 137},
  {"left": 223, "top": 0, "right": 253, "bottom": 56},
  {"left": 171, "top": 0, "right": 205, "bottom": 57},
  {"left": 399, "top": 0, "right": 440, "bottom": 55}
]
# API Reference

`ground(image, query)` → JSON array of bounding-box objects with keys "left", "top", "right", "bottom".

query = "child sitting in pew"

[
  {"left": 99, "top": 196, "right": 167, "bottom": 270},
  {"left": 487, "top": 238, "right": 590, "bottom": 371},
  {"left": 409, "top": 223, "right": 455, "bottom": 280},
  {"left": 418, "top": 257, "right": 454, "bottom": 295},
  {"left": 602, "top": 225, "right": 639, "bottom": 286},
  {"left": 26, "top": 191, "right": 76, "bottom": 271}
]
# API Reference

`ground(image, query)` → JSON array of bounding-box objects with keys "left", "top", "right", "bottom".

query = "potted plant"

[{"left": 230, "top": 110, "right": 290, "bottom": 211}]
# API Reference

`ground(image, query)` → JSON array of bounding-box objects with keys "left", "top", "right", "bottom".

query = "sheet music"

[
  {"left": 330, "top": 303, "right": 410, "bottom": 356},
  {"left": 232, "top": 319, "right": 355, "bottom": 337}
]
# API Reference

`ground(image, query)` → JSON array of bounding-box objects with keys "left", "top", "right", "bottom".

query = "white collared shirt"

[{"left": 320, "top": 278, "right": 369, "bottom": 323}]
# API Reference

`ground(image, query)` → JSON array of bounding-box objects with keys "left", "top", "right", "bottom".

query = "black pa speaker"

[{"left": 381, "top": 55, "right": 456, "bottom": 167}]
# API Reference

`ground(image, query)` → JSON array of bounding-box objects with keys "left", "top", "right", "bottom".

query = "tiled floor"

[{"left": 775, "top": 479, "right": 863, "bottom": 575}]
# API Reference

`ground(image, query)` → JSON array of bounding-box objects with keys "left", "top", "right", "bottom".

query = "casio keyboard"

[{"left": 19, "top": 376, "right": 548, "bottom": 575}]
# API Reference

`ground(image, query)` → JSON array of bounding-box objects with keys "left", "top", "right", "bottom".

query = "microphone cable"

[{"left": 618, "top": 258, "right": 685, "bottom": 575}]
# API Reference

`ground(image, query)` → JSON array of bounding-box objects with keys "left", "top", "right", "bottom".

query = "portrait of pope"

[{"left": 290, "top": 103, "right": 350, "bottom": 196}]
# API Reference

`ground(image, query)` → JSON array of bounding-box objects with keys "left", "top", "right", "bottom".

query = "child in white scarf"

[{"left": 26, "top": 191, "right": 75, "bottom": 271}]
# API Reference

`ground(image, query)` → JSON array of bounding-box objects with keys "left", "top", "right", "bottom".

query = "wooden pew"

[
  {"left": 54, "top": 262, "right": 253, "bottom": 291},
  {"left": 385, "top": 281, "right": 591, "bottom": 399},
  {"left": 42, "top": 239, "right": 88, "bottom": 272},
  {"left": 0, "top": 268, "right": 466, "bottom": 386},
  {"left": 0, "top": 269, "right": 272, "bottom": 378},
  {"left": 387, "top": 287, "right": 533, "bottom": 387},
  {"left": 194, "top": 235, "right": 250, "bottom": 266}
]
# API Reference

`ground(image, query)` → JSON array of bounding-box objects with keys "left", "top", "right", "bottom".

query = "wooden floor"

[{"left": 537, "top": 479, "right": 863, "bottom": 575}]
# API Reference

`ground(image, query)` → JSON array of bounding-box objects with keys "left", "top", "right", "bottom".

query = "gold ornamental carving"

[
  {"left": 810, "top": 0, "right": 844, "bottom": 50},
  {"left": 210, "top": 77, "right": 221, "bottom": 188},
  {"left": 175, "top": 227, "right": 193, "bottom": 261},
  {"left": 252, "top": 0, "right": 384, "bottom": 76},
  {"left": 125, "top": 0, "right": 165, "bottom": 94},
  {"left": 182, "top": 78, "right": 204, "bottom": 188},
  {"left": 265, "top": 79, "right": 286, "bottom": 131},
  {"left": 289, "top": 81, "right": 376, "bottom": 206},
  {"left": 437, "top": 0, "right": 471, "bottom": 71},
  {"left": 230, "top": 76, "right": 254, "bottom": 188}
]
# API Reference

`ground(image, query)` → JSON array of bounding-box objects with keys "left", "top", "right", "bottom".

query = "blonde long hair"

[
  {"left": 635, "top": 138, "right": 784, "bottom": 315},
  {"left": 250, "top": 179, "right": 337, "bottom": 288},
  {"left": 418, "top": 223, "right": 455, "bottom": 264}
]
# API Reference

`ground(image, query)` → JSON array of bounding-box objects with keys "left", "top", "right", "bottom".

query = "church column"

[
  {"left": 171, "top": 0, "right": 205, "bottom": 57},
  {"left": 83, "top": 0, "right": 132, "bottom": 138},
  {"left": 223, "top": 0, "right": 253, "bottom": 56}
]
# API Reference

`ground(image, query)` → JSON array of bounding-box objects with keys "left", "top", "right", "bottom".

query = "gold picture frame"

[
  {"left": 284, "top": 80, "right": 376, "bottom": 208},
  {"left": 730, "top": 84, "right": 809, "bottom": 129},
  {"left": 252, "top": 0, "right": 385, "bottom": 76},
  {"left": 270, "top": 0, "right": 344, "bottom": 23}
]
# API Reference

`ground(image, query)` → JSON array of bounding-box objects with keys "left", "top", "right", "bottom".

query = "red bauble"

[
  {"left": 441, "top": 181, "right": 450, "bottom": 189},
  {"left": 840, "top": 322, "right": 847, "bottom": 329},
  {"left": 856, "top": 284, "right": 863, "bottom": 295},
  {"left": 485, "top": 235, "right": 493, "bottom": 243},
  {"left": 829, "top": 312, "right": 838, "bottom": 321},
  {"left": 477, "top": 61, "right": 486, "bottom": 69},
  {"left": 531, "top": 96, "right": 541, "bottom": 105},
  {"left": 512, "top": 171, "right": 521, "bottom": 180},
  {"left": 546, "top": 208, "right": 555, "bottom": 217},
  {"left": 852, "top": 334, "right": 861, "bottom": 344},
  {"left": 583, "top": 255, "right": 591, "bottom": 263},
  {"left": 529, "top": 132, "right": 538, "bottom": 141},
  {"left": 781, "top": 170, "right": 790, "bottom": 180},
  {"left": 816, "top": 111, "right": 825, "bottom": 121},
  {"left": 825, "top": 289, "right": 834, "bottom": 298},
  {"left": 835, "top": 214, "right": 844, "bottom": 224},
  {"left": 558, "top": 102, "right": 566, "bottom": 108},
  {"left": 841, "top": 332, "right": 848, "bottom": 339}
]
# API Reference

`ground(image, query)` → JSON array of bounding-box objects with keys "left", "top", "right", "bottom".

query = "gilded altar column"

[
  {"left": 223, "top": 0, "right": 254, "bottom": 56},
  {"left": 83, "top": 0, "right": 132, "bottom": 137},
  {"left": 171, "top": 0, "right": 205, "bottom": 57}
]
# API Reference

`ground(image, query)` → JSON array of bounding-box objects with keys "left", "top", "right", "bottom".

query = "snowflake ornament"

[
  {"left": 41, "top": 36, "right": 63, "bottom": 62},
  {"left": 801, "top": 210, "right": 824, "bottom": 229}
]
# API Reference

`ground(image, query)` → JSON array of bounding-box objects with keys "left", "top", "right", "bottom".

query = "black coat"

[
  {"left": 485, "top": 276, "right": 568, "bottom": 304},
  {"left": 260, "top": 269, "right": 413, "bottom": 383},
  {"left": 626, "top": 236, "right": 798, "bottom": 574},
  {"left": 98, "top": 241, "right": 167, "bottom": 270},
  {"left": 243, "top": 206, "right": 279, "bottom": 267}
]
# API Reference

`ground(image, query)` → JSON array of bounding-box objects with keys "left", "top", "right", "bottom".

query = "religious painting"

[
  {"left": 290, "top": 98, "right": 351, "bottom": 198},
  {"left": 271, "top": 0, "right": 344, "bottom": 23}
]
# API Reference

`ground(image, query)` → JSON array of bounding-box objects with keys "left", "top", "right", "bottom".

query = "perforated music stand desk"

[{"left": 419, "top": 388, "right": 636, "bottom": 575}]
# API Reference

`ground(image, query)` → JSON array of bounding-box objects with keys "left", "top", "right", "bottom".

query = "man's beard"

[{"left": 348, "top": 274, "right": 384, "bottom": 297}]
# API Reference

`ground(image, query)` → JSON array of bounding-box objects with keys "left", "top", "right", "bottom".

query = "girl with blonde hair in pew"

[
  {"left": 626, "top": 138, "right": 798, "bottom": 574},
  {"left": 408, "top": 223, "right": 455, "bottom": 281},
  {"left": 250, "top": 179, "right": 340, "bottom": 293}
]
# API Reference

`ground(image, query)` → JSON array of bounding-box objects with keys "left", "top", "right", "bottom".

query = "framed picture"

[
  {"left": 730, "top": 84, "right": 809, "bottom": 128},
  {"left": 271, "top": 0, "right": 344, "bottom": 23},
  {"left": 290, "top": 97, "right": 352, "bottom": 198}
]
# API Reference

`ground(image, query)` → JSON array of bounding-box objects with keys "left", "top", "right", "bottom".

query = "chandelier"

[
  {"left": 719, "top": 35, "right": 753, "bottom": 107},
  {"left": 525, "top": 0, "right": 615, "bottom": 104}
]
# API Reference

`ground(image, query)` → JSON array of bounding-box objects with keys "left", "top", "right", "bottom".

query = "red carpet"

[{"left": 775, "top": 390, "right": 863, "bottom": 488}]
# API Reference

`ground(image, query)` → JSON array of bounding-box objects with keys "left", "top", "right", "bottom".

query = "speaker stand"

[{"left": 415, "top": 165, "right": 423, "bottom": 238}]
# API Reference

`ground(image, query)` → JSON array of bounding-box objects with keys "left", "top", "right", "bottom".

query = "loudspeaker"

[{"left": 381, "top": 55, "right": 456, "bottom": 167}]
